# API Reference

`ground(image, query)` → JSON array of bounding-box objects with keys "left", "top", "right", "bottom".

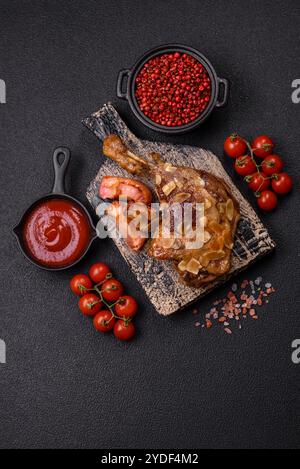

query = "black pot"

[{"left": 117, "top": 44, "right": 229, "bottom": 134}]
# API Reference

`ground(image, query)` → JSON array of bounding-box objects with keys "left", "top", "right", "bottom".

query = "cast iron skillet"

[
  {"left": 13, "top": 147, "right": 97, "bottom": 271},
  {"left": 117, "top": 44, "right": 229, "bottom": 134}
]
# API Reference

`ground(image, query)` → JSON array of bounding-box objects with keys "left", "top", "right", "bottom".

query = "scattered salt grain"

[
  {"left": 255, "top": 277, "right": 262, "bottom": 286},
  {"left": 193, "top": 277, "right": 276, "bottom": 335}
]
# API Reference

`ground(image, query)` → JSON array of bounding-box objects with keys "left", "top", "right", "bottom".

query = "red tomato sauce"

[{"left": 22, "top": 198, "right": 92, "bottom": 267}]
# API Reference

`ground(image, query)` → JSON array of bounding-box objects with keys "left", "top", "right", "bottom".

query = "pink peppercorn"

[{"left": 135, "top": 52, "right": 211, "bottom": 127}]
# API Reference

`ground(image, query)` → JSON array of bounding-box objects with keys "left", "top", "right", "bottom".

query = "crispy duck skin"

[
  {"left": 103, "top": 135, "right": 148, "bottom": 174},
  {"left": 102, "top": 135, "right": 240, "bottom": 288}
]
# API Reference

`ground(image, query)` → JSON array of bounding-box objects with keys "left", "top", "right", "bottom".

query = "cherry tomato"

[
  {"left": 234, "top": 155, "right": 256, "bottom": 176},
  {"left": 261, "top": 154, "right": 283, "bottom": 176},
  {"left": 252, "top": 135, "right": 274, "bottom": 158},
  {"left": 257, "top": 190, "right": 278, "bottom": 212},
  {"left": 70, "top": 274, "right": 93, "bottom": 296},
  {"left": 89, "top": 263, "right": 111, "bottom": 284},
  {"left": 115, "top": 296, "right": 138, "bottom": 319},
  {"left": 247, "top": 172, "right": 270, "bottom": 192},
  {"left": 113, "top": 320, "right": 135, "bottom": 341},
  {"left": 224, "top": 134, "right": 247, "bottom": 158},
  {"left": 78, "top": 293, "right": 102, "bottom": 316},
  {"left": 271, "top": 172, "right": 293, "bottom": 195},
  {"left": 93, "top": 310, "right": 116, "bottom": 332},
  {"left": 101, "top": 279, "right": 124, "bottom": 302}
]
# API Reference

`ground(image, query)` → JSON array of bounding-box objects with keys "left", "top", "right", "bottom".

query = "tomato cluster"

[
  {"left": 224, "top": 134, "right": 293, "bottom": 212},
  {"left": 70, "top": 263, "right": 137, "bottom": 341}
]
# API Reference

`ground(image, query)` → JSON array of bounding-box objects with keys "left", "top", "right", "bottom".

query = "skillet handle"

[{"left": 52, "top": 147, "right": 71, "bottom": 194}]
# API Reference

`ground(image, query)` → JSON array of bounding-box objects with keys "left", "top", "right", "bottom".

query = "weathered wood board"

[{"left": 83, "top": 103, "right": 275, "bottom": 316}]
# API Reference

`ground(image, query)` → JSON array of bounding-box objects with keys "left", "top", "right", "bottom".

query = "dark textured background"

[{"left": 0, "top": 0, "right": 299, "bottom": 449}]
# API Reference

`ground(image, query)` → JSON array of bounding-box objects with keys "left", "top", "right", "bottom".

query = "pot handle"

[
  {"left": 52, "top": 147, "right": 71, "bottom": 194},
  {"left": 216, "top": 78, "right": 229, "bottom": 108},
  {"left": 117, "top": 69, "right": 130, "bottom": 100}
]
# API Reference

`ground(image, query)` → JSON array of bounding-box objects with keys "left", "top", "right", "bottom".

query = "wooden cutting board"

[{"left": 83, "top": 103, "right": 275, "bottom": 316}]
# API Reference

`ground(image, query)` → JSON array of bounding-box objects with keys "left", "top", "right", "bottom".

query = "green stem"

[
  {"left": 78, "top": 284, "right": 94, "bottom": 294},
  {"left": 93, "top": 284, "right": 131, "bottom": 322},
  {"left": 93, "top": 273, "right": 113, "bottom": 290},
  {"left": 243, "top": 139, "right": 260, "bottom": 172}
]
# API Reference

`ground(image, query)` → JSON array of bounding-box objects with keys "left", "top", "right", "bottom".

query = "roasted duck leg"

[{"left": 102, "top": 135, "right": 240, "bottom": 288}]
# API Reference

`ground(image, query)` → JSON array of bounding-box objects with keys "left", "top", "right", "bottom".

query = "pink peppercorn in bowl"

[{"left": 116, "top": 44, "right": 229, "bottom": 134}]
